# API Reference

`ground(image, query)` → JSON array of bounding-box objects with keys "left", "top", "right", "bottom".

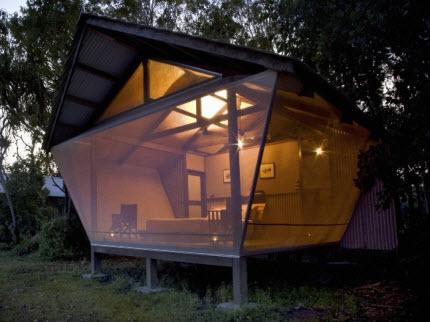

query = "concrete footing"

[
  {"left": 217, "top": 302, "right": 257, "bottom": 310},
  {"left": 135, "top": 286, "right": 169, "bottom": 294},
  {"left": 81, "top": 273, "right": 110, "bottom": 281}
]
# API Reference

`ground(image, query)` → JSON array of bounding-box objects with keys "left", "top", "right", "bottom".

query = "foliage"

[
  {"left": 0, "top": 155, "right": 58, "bottom": 243},
  {"left": 84, "top": 0, "right": 188, "bottom": 29},
  {"left": 1, "top": 0, "right": 81, "bottom": 142},
  {"left": 11, "top": 235, "right": 39, "bottom": 256},
  {"left": 182, "top": 0, "right": 430, "bottom": 209},
  {"left": 39, "top": 212, "right": 89, "bottom": 260}
]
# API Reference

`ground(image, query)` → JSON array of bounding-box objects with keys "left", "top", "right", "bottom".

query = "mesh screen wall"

[
  {"left": 52, "top": 70, "right": 277, "bottom": 255},
  {"left": 243, "top": 76, "right": 370, "bottom": 253}
]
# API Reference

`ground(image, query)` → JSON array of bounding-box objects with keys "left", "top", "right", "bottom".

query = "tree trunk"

[{"left": 0, "top": 167, "right": 19, "bottom": 243}]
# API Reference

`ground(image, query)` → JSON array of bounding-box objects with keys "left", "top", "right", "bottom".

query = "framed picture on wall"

[
  {"left": 260, "top": 163, "right": 275, "bottom": 179},
  {"left": 223, "top": 169, "right": 231, "bottom": 183}
]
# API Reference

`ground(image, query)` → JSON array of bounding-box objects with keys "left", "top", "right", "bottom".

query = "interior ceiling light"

[
  {"left": 177, "top": 100, "right": 196, "bottom": 115},
  {"left": 239, "top": 100, "right": 253, "bottom": 109},
  {"left": 315, "top": 146, "right": 324, "bottom": 155},
  {"left": 201, "top": 94, "right": 225, "bottom": 119},
  {"left": 237, "top": 137, "right": 245, "bottom": 149},
  {"left": 215, "top": 90, "right": 227, "bottom": 99}
]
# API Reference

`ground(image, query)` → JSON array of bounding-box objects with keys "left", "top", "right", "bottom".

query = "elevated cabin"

[{"left": 45, "top": 14, "right": 397, "bottom": 304}]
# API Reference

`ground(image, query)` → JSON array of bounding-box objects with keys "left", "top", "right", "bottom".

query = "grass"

[{"left": 0, "top": 251, "right": 361, "bottom": 321}]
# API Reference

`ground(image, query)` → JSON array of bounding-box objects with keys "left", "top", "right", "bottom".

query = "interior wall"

[
  {"left": 186, "top": 153, "right": 205, "bottom": 172},
  {"left": 205, "top": 148, "right": 257, "bottom": 199},
  {"left": 159, "top": 156, "right": 187, "bottom": 218},
  {"left": 257, "top": 141, "right": 300, "bottom": 194},
  {"left": 205, "top": 141, "right": 299, "bottom": 198},
  {"left": 97, "top": 164, "right": 174, "bottom": 231}
]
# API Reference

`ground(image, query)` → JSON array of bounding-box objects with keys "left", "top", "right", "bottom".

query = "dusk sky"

[{"left": 1, "top": 0, "right": 27, "bottom": 14}]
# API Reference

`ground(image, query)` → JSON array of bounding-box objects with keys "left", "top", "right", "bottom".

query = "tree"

[
  {"left": 5, "top": 0, "right": 82, "bottom": 143},
  {"left": 273, "top": 0, "right": 430, "bottom": 208},
  {"left": 84, "top": 0, "right": 187, "bottom": 29},
  {"left": 0, "top": 11, "right": 19, "bottom": 243},
  {"left": 186, "top": 0, "right": 430, "bottom": 210},
  {"left": 0, "top": 114, "right": 18, "bottom": 243}
]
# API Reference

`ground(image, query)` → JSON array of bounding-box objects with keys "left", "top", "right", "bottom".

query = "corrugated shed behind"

[{"left": 341, "top": 181, "right": 398, "bottom": 250}]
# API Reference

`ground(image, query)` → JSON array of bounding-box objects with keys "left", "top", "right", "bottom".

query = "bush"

[
  {"left": 12, "top": 236, "right": 39, "bottom": 256},
  {"left": 39, "top": 213, "right": 89, "bottom": 260}
]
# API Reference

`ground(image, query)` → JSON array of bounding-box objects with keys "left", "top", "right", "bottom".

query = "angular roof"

[{"left": 45, "top": 13, "right": 369, "bottom": 150}]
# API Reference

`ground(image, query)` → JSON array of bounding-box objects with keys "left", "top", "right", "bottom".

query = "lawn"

[{"left": 0, "top": 251, "right": 408, "bottom": 321}]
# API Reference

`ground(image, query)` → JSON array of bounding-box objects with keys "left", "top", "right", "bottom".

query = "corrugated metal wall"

[{"left": 341, "top": 181, "right": 398, "bottom": 250}]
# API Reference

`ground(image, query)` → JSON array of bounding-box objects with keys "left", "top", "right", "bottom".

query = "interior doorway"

[{"left": 187, "top": 171, "right": 207, "bottom": 218}]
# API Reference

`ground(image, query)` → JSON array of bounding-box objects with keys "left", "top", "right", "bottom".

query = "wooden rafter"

[
  {"left": 117, "top": 108, "right": 172, "bottom": 165},
  {"left": 181, "top": 97, "right": 229, "bottom": 151},
  {"left": 140, "top": 104, "right": 262, "bottom": 144}
]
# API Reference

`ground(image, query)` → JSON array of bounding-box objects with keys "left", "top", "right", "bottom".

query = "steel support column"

[
  {"left": 227, "top": 89, "right": 242, "bottom": 249},
  {"left": 146, "top": 257, "right": 159, "bottom": 289},
  {"left": 232, "top": 257, "right": 247, "bottom": 305},
  {"left": 91, "top": 246, "right": 101, "bottom": 274}
]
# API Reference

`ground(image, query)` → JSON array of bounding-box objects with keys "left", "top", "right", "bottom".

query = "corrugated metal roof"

[
  {"left": 59, "top": 100, "right": 94, "bottom": 126},
  {"left": 341, "top": 181, "right": 398, "bottom": 250},
  {"left": 46, "top": 17, "right": 142, "bottom": 149},
  {"left": 68, "top": 69, "right": 115, "bottom": 102},
  {"left": 79, "top": 28, "right": 138, "bottom": 78}
]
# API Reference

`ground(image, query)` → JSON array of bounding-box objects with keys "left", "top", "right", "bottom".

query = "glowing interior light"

[
  {"left": 212, "top": 236, "right": 218, "bottom": 242},
  {"left": 239, "top": 100, "right": 253, "bottom": 109},
  {"left": 176, "top": 100, "right": 196, "bottom": 115},
  {"left": 315, "top": 146, "right": 324, "bottom": 155},
  {"left": 237, "top": 138, "right": 245, "bottom": 149},
  {"left": 110, "top": 232, "right": 115, "bottom": 238},
  {"left": 201, "top": 94, "right": 225, "bottom": 119},
  {"left": 214, "top": 90, "right": 227, "bottom": 99}
]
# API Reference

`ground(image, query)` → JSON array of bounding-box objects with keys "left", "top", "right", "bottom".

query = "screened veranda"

[
  {"left": 243, "top": 75, "right": 369, "bottom": 253},
  {"left": 52, "top": 61, "right": 369, "bottom": 256},
  {"left": 53, "top": 67, "right": 277, "bottom": 255}
]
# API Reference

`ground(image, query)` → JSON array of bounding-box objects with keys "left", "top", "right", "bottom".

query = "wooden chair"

[
  {"left": 110, "top": 204, "right": 137, "bottom": 238},
  {"left": 208, "top": 209, "right": 225, "bottom": 232},
  {"left": 208, "top": 198, "right": 236, "bottom": 245}
]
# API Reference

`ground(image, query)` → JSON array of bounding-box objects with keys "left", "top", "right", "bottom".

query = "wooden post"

[
  {"left": 91, "top": 246, "right": 101, "bottom": 274},
  {"left": 146, "top": 257, "right": 159, "bottom": 289},
  {"left": 227, "top": 89, "right": 242, "bottom": 249},
  {"left": 90, "top": 137, "right": 98, "bottom": 236},
  {"left": 232, "top": 257, "right": 247, "bottom": 305},
  {"left": 143, "top": 58, "right": 150, "bottom": 103}
]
